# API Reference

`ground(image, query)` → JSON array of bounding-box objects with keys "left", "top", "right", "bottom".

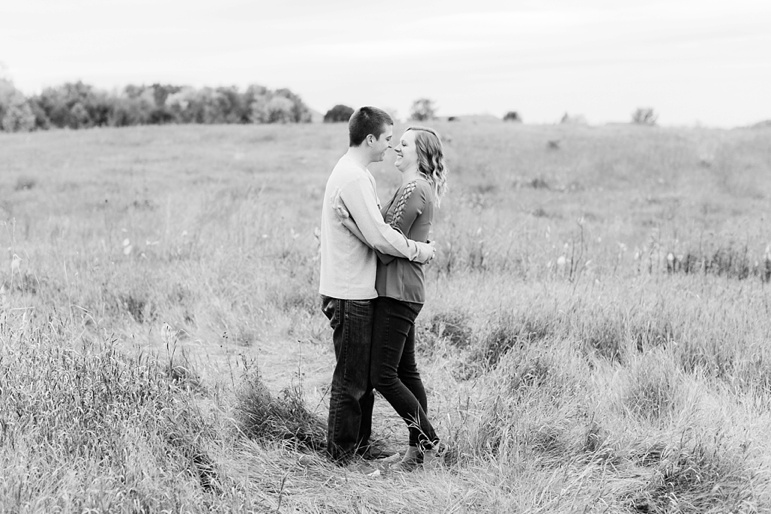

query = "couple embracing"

[{"left": 318, "top": 106, "right": 448, "bottom": 472}]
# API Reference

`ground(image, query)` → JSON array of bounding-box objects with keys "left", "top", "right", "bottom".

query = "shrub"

[
  {"left": 503, "top": 111, "right": 522, "bottom": 122},
  {"left": 323, "top": 104, "right": 354, "bottom": 123},
  {"left": 632, "top": 107, "right": 658, "bottom": 126}
]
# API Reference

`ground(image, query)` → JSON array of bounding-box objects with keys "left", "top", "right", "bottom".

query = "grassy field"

[{"left": 1, "top": 121, "right": 771, "bottom": 513}]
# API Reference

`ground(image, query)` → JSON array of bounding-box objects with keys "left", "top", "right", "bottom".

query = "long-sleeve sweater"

[
  {"left": 319, "top": 154, "right": 433, "bottom": 300},
  {"left": 376, "top": 178, "right": 434, "bottom": 304}
]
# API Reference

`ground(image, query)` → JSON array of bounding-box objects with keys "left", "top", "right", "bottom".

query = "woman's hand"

[
  {"left": 332, "top": 188, "right": 351, "bottom": 220},
  {"left": 331, "top": 188, "right": 369, "bottom": 245}
]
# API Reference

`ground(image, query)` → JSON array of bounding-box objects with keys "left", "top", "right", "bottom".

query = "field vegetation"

[{"left": 1, "top": 121, "right": 771, "bottom": 512}]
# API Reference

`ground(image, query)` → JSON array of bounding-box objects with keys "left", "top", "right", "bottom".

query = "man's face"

[{"left": 369, "top": 124, "right": 393, "bottom": 163}]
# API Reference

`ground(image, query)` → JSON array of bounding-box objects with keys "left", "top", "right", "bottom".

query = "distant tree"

[
  {"left": 148, "top": 106, "right": 175, "bottom": 125},
  {"left": 246, "top": 85, "right": 271, "bottom": 124},
  {"left": 3, "top": 79, "right": 314, "bottom": 130},
  {"left": 27, "top": 97, "right": 50, "bottom": 129},
  {"left": 85, "top": 91, "right": 116, "bottom": 127},
  {"left": 165, "top": 87, "right": 199, "bottom": 123},
  {"left": 410, "top": 98, "right": 436, "bottom": 121},
  {"left": 0, "top": 78, "right": 35, "bottom": 132},
  {"left": 35, "top": 86, "right": 69, "bottom": 128},
  {"left": 503, "top": 111, "right": 522, "bottom": 122},
  {"left": 264, "top": 96, "right": 295, "bottom": 123},
  {"left": 151, "top": 83, "right": 182, "bottom": 107},
  {"left": 204, "top": 86, "right": 246, "bottom": 124},
  {"left": 69, "top": 102, "right": 91, "bottom": 128},
  {"left": 109, "top": 86, "right": 155, "bottom": 125},
  {"left": 248, "top": 100, "right": 269, "bottom": 124},
  {"left": 632, "top": 107, "right": 658, "bottom": 126},
  {"left": 324, "top": 104, "right": 354, "bottom": 123},
  {"left": 36, "top": 81, "right": 104, "bottom": 128},
  {"left": 106, "top": 98, "right": 138, "bottom": 127},
  {"left": 274, "top": 88, "right": 312, "bottom": 123},
  {"left": 123, "top": 84, "right": 144, "bottom": 99},
  {"left": 165, "top": 87, "right": 219, "bottom": 124},
  {"left": 244, "top": 87, "right": 312, "bottom": 124},
  {"left": 197, "top": 87, "right": 223, "bottom": 124},
  {"left": 145, "top": 83, "right": 183, "bottom": 124}
]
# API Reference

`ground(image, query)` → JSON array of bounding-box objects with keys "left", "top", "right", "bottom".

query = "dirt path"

[
  {"left": 133, "top": 324, "right": 407, "bottom": 448},
  {"left": 145, "top": 331, "right": 335, "bottom": 398}
]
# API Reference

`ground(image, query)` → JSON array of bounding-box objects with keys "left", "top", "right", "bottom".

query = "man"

[{"left": 319, "top": 106, "right": 435, "bottom": 466}]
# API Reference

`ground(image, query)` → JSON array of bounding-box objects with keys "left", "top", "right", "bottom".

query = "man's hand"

[
  {"left": 331, "top": 188, "right": 351, "bottom": 220},
  {"left": 415, "top": 240, "right": 437, "bottom": 264}
]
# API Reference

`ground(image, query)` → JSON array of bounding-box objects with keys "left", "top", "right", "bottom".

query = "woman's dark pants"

[
  {"left": 321, "top": 296, "right": 374, "bottom": 463},
  {"left": 371, "top": 296, "right": 438, "bottom": 449}
]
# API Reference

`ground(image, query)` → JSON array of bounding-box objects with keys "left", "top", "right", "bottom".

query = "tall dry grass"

[{"left": 1, "top": 122, "right": 771, "bottom": 512}]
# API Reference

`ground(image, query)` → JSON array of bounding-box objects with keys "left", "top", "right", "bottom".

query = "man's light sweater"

[{"left": 319, "top": 154, "right": 432, "bottom": 300}]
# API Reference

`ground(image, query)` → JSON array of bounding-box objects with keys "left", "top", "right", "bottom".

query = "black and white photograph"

[{"left": 1, "top": 1, "right": 770, "bottom": 511}]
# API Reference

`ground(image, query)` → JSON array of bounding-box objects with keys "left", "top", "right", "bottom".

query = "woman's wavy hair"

[{"left": 407, "top": 126, "right": 448, "bottom": 207}]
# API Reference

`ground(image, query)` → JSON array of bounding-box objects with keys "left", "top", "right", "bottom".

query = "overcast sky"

[{"left": 2, "top": 0, "right": 769, "bottom": 127}]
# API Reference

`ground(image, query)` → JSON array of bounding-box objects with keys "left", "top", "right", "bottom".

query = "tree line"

[
  {"left": 0, "top": 79, "right": 313, "bottom": 132},
  {"left": 0, "top": 76, "right": 661, "bottom": 132}
]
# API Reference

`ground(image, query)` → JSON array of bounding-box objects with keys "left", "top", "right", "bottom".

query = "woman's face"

[{"left": 394, "top": 130, "right": 418, "bottom": 172}]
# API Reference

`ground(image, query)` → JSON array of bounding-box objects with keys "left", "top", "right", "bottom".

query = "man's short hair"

[{"left": 349, "top": 106, "right": 393, "bottom": 147}]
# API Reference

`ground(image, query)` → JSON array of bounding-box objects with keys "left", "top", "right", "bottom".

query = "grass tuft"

[
  {"left": 629, "top": 440, "right": 756, "bottom": 513},
  {"left": 665, "top": 243, "right": 769, "bottom": 282},
  {"left": 428, "top": 310, "right": 473, "bottom": 348},
  {"left": 476, "top": 311, "right": 554, "bottom": 370},
  {"left": 234, "top": 367, "right": 326, "bottom": 452},
  {"left": 577, "top": 305, "right": 626, "bottom": 364},
  {"left": 527, "top": 424, "right": 568, "bottom": 460},
  {"left": 623, "top": 351, "right": 681, "bottom": 422}
]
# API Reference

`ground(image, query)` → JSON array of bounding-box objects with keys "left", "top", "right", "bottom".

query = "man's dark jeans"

[
  {"left": 370, "top": 296, "right": 438, "bottom": 449},
  {"left": 321, "top": 295, "right": 374, "bottom": 463}
]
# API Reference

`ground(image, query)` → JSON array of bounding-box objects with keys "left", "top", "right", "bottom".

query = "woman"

[{"left": 336, "top": 126, "right": 448, "bottom": 471}]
